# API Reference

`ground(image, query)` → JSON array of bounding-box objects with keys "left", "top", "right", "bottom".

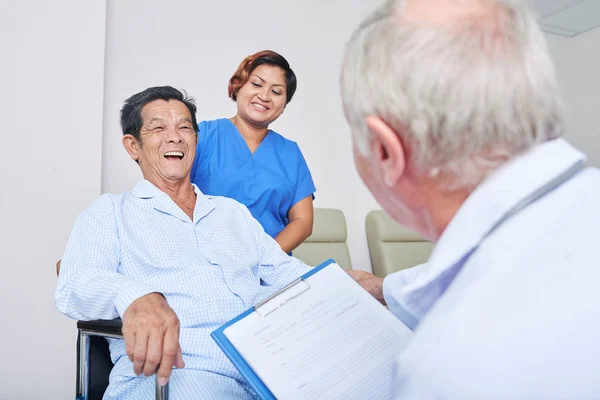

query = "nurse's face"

[{"left": 235, "top": 64, "right": 287, "bottom": 129}]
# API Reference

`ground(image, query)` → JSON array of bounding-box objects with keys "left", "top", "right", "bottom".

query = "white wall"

[
  {"left": 0, "top": 1, "right": 106, "bottom": 398},
  {"left": 2, "top": 1, "right": 600, "bottom": 396},
  {"left": 546, "top": 30, "right": 600, "bottom": 167},
  {"left": 102, "top": 0, "right": 380, "bottom": 271}
]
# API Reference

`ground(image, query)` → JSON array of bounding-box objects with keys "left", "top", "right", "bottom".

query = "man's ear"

[
  {"left": 122, "top": 134, "right": 140, "bottom": 162},
  {"left": 365, "top": 115, "right": 407, "bottom": 187}
]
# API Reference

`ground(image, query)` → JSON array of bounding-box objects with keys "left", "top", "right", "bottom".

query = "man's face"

[{"left": 125, "top": 99, "right": 197, "bottom": 185}]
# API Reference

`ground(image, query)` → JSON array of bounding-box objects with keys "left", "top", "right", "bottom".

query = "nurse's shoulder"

[{"left": 266, "top": 128, "right": 303, "bottom": 157}]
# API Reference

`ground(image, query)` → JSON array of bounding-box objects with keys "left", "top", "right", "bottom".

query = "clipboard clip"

[{"left": 254, "top": 277, "right": 311, "bottom": 318}]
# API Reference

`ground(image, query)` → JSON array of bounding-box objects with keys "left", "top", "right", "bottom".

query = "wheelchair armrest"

[
  {"left": 76, "top": 317, "right": 170, "bottom": 399},
  {"left": 77, "top": 318, "right": 123, "bottom": 337}
]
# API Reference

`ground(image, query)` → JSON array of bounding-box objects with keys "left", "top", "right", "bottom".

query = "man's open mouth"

[{"left": 164, "top": 151, "right": 184, "bottom": 160}]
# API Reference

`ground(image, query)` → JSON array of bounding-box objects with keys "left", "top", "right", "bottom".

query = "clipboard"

[{"left": 211, "top": 259, "right": 337, "bottom": 400}]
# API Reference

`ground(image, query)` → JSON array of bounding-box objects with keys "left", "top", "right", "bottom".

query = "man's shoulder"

[
  {"left": 79, "top": 191, "right": 130, "bottom": 217},
  {"left": 205, "top": 194, "right": 251, "bottom": 213},
  {"left": 202, "top": 195, "right": 258, "bottom": 230},
  {"left": 86, "top": 192, "right": 118, "bottom": 210}
]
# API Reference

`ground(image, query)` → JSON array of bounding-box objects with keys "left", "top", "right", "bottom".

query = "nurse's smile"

[{"left": 251, "top": 102, "right": 269, "bottom": 111}]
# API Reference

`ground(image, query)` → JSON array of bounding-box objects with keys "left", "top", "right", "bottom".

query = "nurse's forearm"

[{"left": 275, "top": 219, "right": 312, "bottom": 254}]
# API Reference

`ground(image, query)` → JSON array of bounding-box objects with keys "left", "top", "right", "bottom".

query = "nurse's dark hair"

[
  {"left": 120, "top": 86, "right": 199, "bottom": 141},
  {"left": 228, "top": 50, "right": 297, "bottom": 105}
]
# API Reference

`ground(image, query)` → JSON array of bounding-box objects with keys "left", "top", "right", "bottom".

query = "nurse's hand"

[
  {"left": 122, "top": 293, "right": 185, "bottom": 386},
  {"left": 347, "top": 270, "right": 386, "bottom": 305}
]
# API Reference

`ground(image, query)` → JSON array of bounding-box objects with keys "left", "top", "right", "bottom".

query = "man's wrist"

[{"left": 115, "top": 284, "right": 160, "bottom": 317}]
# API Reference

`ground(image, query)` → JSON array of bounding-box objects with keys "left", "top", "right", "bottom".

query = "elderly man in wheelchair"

[{"left": 55, "top": 86, "right": 311, "bottom": 399}]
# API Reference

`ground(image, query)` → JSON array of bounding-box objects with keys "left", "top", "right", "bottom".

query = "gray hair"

[{"left": 340, "top": 0, "right": 564, "bottom": 190}]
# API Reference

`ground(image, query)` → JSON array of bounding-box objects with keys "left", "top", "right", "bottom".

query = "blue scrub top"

[{"left": 190, "top": 118, "right": 316, "bottom": 239}]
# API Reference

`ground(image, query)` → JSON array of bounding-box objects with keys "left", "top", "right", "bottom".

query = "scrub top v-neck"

[{"left": 190, "top": 118, "right": 316, "bottom": 239}]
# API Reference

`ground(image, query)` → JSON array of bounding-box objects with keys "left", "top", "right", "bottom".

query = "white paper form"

[{"left": 223, "top": 263, "right": 413, "bottom": 399}]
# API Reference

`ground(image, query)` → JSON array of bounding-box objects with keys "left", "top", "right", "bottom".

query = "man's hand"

[
  {"left": 122, "top": 293, "right": 184, "bottom": 386},
  {"left": 347, "top": 270, "right": 386, "bottom": 305}
]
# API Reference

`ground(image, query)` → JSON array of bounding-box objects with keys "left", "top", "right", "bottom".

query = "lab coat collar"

[{"left": 393, "top": 138, "right": 586, "bottom": 324}]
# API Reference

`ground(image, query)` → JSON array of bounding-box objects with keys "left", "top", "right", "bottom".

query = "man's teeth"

[
  {"left": 253, "top": 103, "right": 267, "bottom": 110},
  {"left": 164, "top": 151, "right": 183, "bottom": 157}
]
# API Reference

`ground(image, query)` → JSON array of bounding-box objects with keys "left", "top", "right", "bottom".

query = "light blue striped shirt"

[{"left": 55, "top": 179, "right": 310, "bottom": 394}]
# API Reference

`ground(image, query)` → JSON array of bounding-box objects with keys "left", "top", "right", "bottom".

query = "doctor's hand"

[
  {"left": 122, "top": 293, "right": 185, "bottom": 386},
  {"left": 347, "top": 270, "right": 386, "bottom": 305}
]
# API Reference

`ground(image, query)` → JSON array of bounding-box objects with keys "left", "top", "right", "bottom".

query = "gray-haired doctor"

[{"left": 342, "top": 0, "right": 600, "bottom": 398}]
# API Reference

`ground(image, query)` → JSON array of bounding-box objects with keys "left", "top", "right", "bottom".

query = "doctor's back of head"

[{"left": 340, "top": 0, "right": 562, "bottom": 239}]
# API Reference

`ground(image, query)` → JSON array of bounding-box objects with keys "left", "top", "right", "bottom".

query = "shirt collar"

[
  {"left": 393, "top": 138, "right": 586, "bottom": 321},
  {"left": 131, "top": 179, "right": 215, "bottom": 223}
]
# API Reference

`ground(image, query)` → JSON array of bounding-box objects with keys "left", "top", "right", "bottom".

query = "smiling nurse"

[{"left": 191, "top": 50, "right": 316, "bottom": 254}]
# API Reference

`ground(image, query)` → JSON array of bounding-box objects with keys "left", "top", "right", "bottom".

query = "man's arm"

[
  {"left": 55, "top": 195, "right": 183, "bottom": 384},
  {"left": 55, "top": 195, "right": 157, "bottom": 320}
]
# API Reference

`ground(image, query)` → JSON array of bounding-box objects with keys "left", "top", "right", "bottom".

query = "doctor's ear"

[
  {"left": 122, "top": 134, "right": 141, "bottom": 162},
  {"left": 365, "top": 115, "right": 407, "bottom": 187}
]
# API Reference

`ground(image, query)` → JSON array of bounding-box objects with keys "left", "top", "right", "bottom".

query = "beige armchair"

[
  {"left": 365, "top": 210, "right": 434, "bottom": 277},
  {"left": 293, "top": 208, "right": 352, "bottom": 270}
]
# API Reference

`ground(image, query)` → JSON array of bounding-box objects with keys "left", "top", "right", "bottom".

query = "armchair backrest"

[
  {"left": 365, "top": 210, "right": 434, "bottom": 277},
  {"left": 293, "top": 208, "right": 352, "bottom": 270}
]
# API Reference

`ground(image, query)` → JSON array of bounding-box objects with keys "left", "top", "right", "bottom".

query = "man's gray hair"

[{"left": 340, "top": 0, "right": 564, "bottom": 189}]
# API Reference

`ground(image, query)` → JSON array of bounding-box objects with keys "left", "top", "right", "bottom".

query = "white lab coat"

[{"left": 382, "top": 138, "right": 600, "bottom": 399}]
